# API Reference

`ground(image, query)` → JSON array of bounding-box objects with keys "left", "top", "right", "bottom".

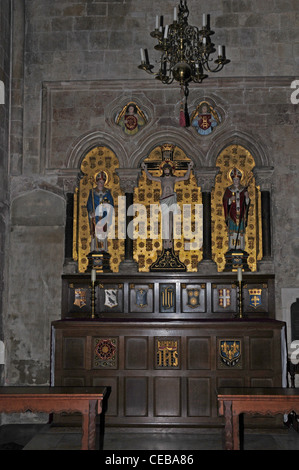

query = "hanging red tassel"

[{"left": 184, "top": 102, "right": 190, "bottom": 127}]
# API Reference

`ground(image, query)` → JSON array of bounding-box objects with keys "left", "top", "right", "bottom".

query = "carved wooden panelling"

[
  {"left": 62, "top": 376, "right": 86, "bottom": 386},
  {"left": 187, "top": 378, "right": 211, "bottom": 417},
  {"left": 187, "top": 337, "right": 210, "bottom": 370},
  {"left": 250, "top": 377, "right": 274, "bottom": 387},
  {"left": 125, "top": 337, "right": 148, "bottom": 370},
  {"left": 92, "top": 377, "right": 118, "bottom": 417},
  {"left": 154, "top": 377, "right": 181, "bottom": 417},
  {"left": 125, "top": 378, "right": 148, "bottom": 417},
  {"left": 63, "top": 338, "right": 85, "bottom": 369},
  {"left": 53, "top": 319, "right": 284, "bottom": 428},
  {"left": 62, "top": 273, "right": 276, "bottom": 319},
  {"left": 250, "top": 337, "right": 273, "bottom": 370},
  {"left": 216, "top": 377, "right": 245, "bottom": 388}
]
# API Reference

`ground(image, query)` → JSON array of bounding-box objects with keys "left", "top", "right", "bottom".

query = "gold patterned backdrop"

[
  {"left": 211, "top": 145, "right": 263, "bottom": 272},
  {"left": 134, "top": 145, "right": 203, "bottom": 272},
  {"left": 73, "top": 146, "right": 125, "bottom": 273}
]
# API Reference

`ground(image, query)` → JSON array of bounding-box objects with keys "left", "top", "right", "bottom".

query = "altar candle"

[
  {"left": 237, "top": 267, "right": 242, "bottom": 282},
  {"left": 174, "top": 7, "right": 177, "bottom": 21},
  {"left": 202, "top": 14, "right": 206, "bottom": 27},
  {"left": 91, "top": 268, "right": 96, "bottom": 283},
  {"left": 156, "top": 15, "right": 159, "bottom": 29},
  {"left": 140, "top": 48, "right": 145, "bottom": 62},
  {"left": 164, "top": 24, "right": 169, "bottom": 39},
  {"left": 203, "top": 37, "right": 206, "bottom": 46},
  {"left": 218, "top": 45, "right": 223, "bottom": 56}
]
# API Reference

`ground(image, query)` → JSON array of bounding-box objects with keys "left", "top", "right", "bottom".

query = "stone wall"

[
  {"left": 2, "top": 0, "right": 299, "bottom": 399},
  {"left": 0, "top": 0, "right": 11, "bottom": 383}
]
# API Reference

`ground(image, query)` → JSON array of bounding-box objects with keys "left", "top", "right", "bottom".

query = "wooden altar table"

[
  {"left": 217, "top": 387, "right": 299, "bottom": 450},
  {"left": 0, "top": 386, "right": 107, "bottom": 450}
]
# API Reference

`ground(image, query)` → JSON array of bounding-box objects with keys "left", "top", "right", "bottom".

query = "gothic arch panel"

[
  {"left": 211, "top": 144, "right": 263, "bottom": 272},
  {"left": 73, "top": 146, "right": 124, "bottom": 273},
  {"left": 134, "top": 144, "right": 203, "bottom": 272}
]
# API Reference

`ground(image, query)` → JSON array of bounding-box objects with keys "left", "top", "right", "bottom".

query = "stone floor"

[{"left": 0, "top": 422, "right": 299, "bottom": 451}]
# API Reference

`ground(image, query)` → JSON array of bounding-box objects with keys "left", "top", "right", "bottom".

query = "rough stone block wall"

[
  {"left": 0, "top": 0, "right": 11, "bottom": 385},
  {"left": 1, "top": 0, "right": 299, "bottom": 399}
]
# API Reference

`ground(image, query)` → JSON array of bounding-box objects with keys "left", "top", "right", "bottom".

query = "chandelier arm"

[{"left": 138, "top": 1, "right": 230, "bottom": 91}]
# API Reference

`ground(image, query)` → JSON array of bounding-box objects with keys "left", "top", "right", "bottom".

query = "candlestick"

[
  {"left": 238, "top": 279, "right": 243, "bottom": 318},
  {"left": 91, "top": 269, "right": 96, "bottom": 319}
]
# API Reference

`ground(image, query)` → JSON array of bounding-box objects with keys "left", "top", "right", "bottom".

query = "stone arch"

[
  {"left": 205, "top": 130, "right": 272, "bottom": 168},
  {"left": 65, "top": 130, "right": 129, "bottom": 170},
  {"left": 130, "top": 129, "right": 205, "bottom": 169}
]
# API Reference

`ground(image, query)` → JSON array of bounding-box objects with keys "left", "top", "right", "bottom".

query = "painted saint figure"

[
  {"left": 141, "top": 160, "right": 193, "bottom": 249},
  {"left": 118, "top": 103, "right": 146, "bottom": 136},
  {"left": 87, "top": 171, "right": 114, "bottom": 252},
  {"left": 223, "top": 168, "right": 250, "bottom": 251},
  {"left": 191, "top": 102, "right": 220, "bottom": 135}
]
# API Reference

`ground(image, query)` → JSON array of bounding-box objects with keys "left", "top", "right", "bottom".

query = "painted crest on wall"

[
  {"left": 155, "top": 337, "right": 180, "bottom": 369},
  {"left": 248, "top": 289, "right": 262, "bottom": 308},
  {"left": 186, "top": 288, "right": 200, "bottom": 309},
  {"left": 73, "top": 288, "right": 87, "bottom": 308},
  {"left": 218, "top": 288, "right": 231, "bottom": 308},
  {"left": 219, "top": 340, "right": 241, "bottom": 367},
  {"left": 94, "top": 337, "right": 118, "bottom": 369},
  {"left": 190, "top": 101, "right": 221, "bottom": 135},
  {"left": 104, "top": 289, "right": 119, "bottom": 308},
  {"left": 135, "top": 288, "right": 148, "bottom": 308},
  {"left": 115, "top": 101, "right": 147, "bottom": 135}
]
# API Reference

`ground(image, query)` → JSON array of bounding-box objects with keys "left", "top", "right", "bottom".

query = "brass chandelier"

[{"left": 138, "top": 0, "right": 230, "bottom": 99}]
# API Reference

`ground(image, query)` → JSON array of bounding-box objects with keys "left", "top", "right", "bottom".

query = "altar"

[
  {"left": 51, "top": 271, "right": 285, "bottom": 429},
  {"left": 51, "top": 143, "right": 285, "bottom": 429}
]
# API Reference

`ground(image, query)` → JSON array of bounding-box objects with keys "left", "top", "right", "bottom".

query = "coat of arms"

[
  {"left": 220, "top": 340, "right": 241, "bottom": 367},
  {"left": 218, "top": 288, "right": 231, "bottom": 308},
  {"left": 104, "top": 289, "right": 118, "bottom": 308},
  {"left": 73, "top": 288, "right": 87, "bottom": 308},
  {"left": 187, "top": 288, "right": 200, "bottom": 308},
  {"left": 249, "top": 289, "right": 262, "bottom": 308},
  {"left": 135, "top": 288, "right": 148, "bottom": 308}
]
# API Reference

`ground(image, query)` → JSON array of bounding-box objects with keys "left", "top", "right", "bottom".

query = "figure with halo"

[
  {"left": 87, "top": 171, "right": 114, "bottom": 253},
  {"left": 223, "top": 167, "right": 250, "bottom": 252}
]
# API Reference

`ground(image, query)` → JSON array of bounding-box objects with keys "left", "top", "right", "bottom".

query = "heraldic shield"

[
  {"left": 187, "top": 288, "right": 200, "bottom": 309},
  {"left": 220, "top": 340, "right": 241, "bottom": 367}
]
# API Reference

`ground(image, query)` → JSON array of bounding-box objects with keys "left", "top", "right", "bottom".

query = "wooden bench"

[
  {"left": 0, "top": 386, "right": 107, "bottom": 450},
  {"left": 217, "top": 387, "right": 299, "bottom": 450}
]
